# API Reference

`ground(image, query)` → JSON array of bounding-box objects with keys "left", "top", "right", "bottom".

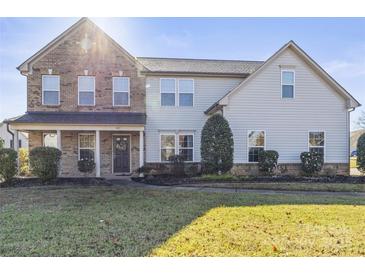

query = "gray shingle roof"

[
  {"left": 9, "top": 112, "right": 146, "bottom": 125},
  {"left": 137, "top": 57, "right": 264, "bottom": 75}
]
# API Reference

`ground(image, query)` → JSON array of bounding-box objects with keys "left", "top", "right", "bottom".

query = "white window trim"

[
  {"left": 160, "top": 78, "right": 177, "bottom": 107},
  {"left": 112, "top": 77, "right": 130, "bottom": 107},
  {"left": 42, "top": 75, "right": 60, "bottom": 106},
  {"left": 159, "top": 131, "right": 195, "bottom": 162},
  {"left": 178, "top": 79, "right": 194, "bottom": 107},
  {"left": 281, "top": 69, "right": 295, "bottom": 99},
  {"left": 78, "top": 133, "right": 96, "bottom": 161},
  {"left": 159, "top": 132, "right": 177, "bottom": 162},
  {"left": 178, "top": 132, "right": 194, "bottom": 162},
  {"left": 78, "top": 76, "right": 95, "bottom": 106},
  {"left": 247, "top": 130, "right": 266, "bottom": 163},
  {"left": 42, "top": 132, "right": 58, "bottom": 147},
  {"left": 308, "top": 130, "right": 326, "bottom": 162}
]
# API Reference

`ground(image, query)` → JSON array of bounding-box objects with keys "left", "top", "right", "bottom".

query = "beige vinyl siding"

[
  {"left": 145, "top": 77, "right": 243, "bottom": 162},
  {"left": 224, "top": 48, "right": 349, "bottom": 163}
]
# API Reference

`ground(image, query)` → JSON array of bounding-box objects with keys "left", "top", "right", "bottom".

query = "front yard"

[{"left": 0, "top": 185, "right": 364, "bottom": 256}]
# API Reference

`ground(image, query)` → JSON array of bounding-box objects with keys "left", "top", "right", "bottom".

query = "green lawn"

[{"left": 0, "top": 185, "right": 364, "bottom": 256}]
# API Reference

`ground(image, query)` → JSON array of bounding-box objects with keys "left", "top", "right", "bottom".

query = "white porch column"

[
  {"left": 13, "top": 129, "right": 19, "bottom": 169},
  {"left": 95, "top": 130, "right": 101, "bottom": 177},
  {"left": 139, "top": 130, "right": 144, "bottom": 168},
  {"left": 57, "top": 130, "right": 62, "bottom": 150}
]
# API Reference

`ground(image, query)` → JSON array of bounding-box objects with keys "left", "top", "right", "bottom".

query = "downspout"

[
  {"left": 347, "top": 107, "right": 355, "bottom": 174},
  {"left": 5, "top": 122, "right": 14, "bottom": 149}
]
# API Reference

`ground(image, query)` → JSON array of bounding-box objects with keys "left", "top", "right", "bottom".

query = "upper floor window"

[
  {"left": 42, "top": 75, "right": 60, "bottom": 105},
  {"left": 309, "top": 131, "right": 325, "bottom": 160},
  {"left": 281, "top": 70, "right": 295, "bottom": 98},
  {"left": 113, "top": 77, "right": 130, "bottom": 106},
  {"left": 78, "top": 76, "right": 95, "bottom": 106},
  {"left": 178, "top": 79, "right": 194, "bottom": 106},
  {"left": 160, "top": 79, "right": 176, "bottom": 106},
  {"left": 248, "top": 130, "right": 265, "bottom": 162}
]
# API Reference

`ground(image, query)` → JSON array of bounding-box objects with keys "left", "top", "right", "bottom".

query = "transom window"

[
  {"left": 160, "top": 134, "right": 176, "bottom": 161},
  {"left": 160, "top": 132, "right": 194, "bottom": 162},
  {"left": 113, "top": 77, "right": 130, "bottom": 106},
  {"left": 43, "top": 133, "right": 58, "bottom": 148},
  {"left": 309, "top": 131, "right": 325, "bottom": 160},
  {"left": 281, "top": 70, "right": 295, "bottom": 98},
  {"left": 42, "top": 75, "right": 60, "bottom": 105},
  {"left": 178, "top": 79, "right": 194, "bottom": 106},
  {"left": 248, "top": 130, "right": 265, "bottom": 162},
  {"left": 160, "top": 79, "right": 176, "bottom": 106},
  {"left": 78, "top": 76, "right": 95, "bottom": 106},
  {"left": 79, "top": 134, "right": 95, "bottom": 161}
]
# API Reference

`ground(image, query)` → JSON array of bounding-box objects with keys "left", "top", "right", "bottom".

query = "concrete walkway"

[{"left": 107, "top": 178, "right": 365, "bottom": 197}]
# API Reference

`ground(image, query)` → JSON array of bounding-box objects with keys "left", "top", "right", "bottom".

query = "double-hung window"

[
  {"left": 179, "top": 134, "right": 194, "bottom": 161},
  {"left": 79, "top": 134, "right": 95, "bottom": 161},
  {"left": 178, "top": 79, "right": 194, "bottom": 106},
  {"left": 248, "top": 130, "right": 265, "bottom": 162},
  {"left": 160, "top": 134, "right": 176, "bottom": 161},
  {"left": 78, "top": 76, "right": 95, "bottom": 105},
  {"left": 309, "top": 131, "right": 325, "bottom": 160},
  {"left": 42, "top": 75, "right": 60, "bottom": 105},
  {"left": 160, "top": 133, "right": 194, "bottom": 162},
  {"left": 160, "top": 79, "right": 176, "bottom": 106},
  {"left": 43, "top": 133, "right": 58, "bottom": 148},
  {"left": 281, "top": 70, "right": 295, "bottom": 98},
  {"left": 113, "top": 77, "right": 130, "bottom": 106}
]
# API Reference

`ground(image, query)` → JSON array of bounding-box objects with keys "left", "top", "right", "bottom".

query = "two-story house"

[{"left": 7, "top": 18, "right": 361, "bottom": 177}]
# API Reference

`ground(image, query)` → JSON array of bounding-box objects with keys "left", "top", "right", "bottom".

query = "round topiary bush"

[
  {"left": 29, "top": 147, "right": 61, "bottom": 182},
  {"left": 300, "top": 151, "right": 323, "bottom": 176},
  {"left": 258, "top": 150, "right": 279, "bottom": 174},
  {"left": 0, "top": 148, "right": 17, "bottom": 182},
  {"left": 357, "top": 133, "right": 365, "bottom": 173},
  {"left": 78, "top": 159, "right": 95, "bottom": 174},
  {"left": 201, "top": 114, "right": 234, "bottom": 174}
]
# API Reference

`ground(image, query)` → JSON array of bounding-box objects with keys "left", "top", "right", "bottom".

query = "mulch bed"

[
  {"left": 0, "top": 177, "right": 112, "bottom": 188},
  {"left": 133, "top": 175, "right": 365, "bottom": 186}
]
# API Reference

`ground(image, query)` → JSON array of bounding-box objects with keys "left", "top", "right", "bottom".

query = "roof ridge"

[{"left": 137, "top": 56, "right": 265, "bottom": 63}]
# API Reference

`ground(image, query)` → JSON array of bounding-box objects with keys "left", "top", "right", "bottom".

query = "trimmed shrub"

[
  {"left": 29, "top": 147, "right": 61, "bottom": 181},
  {"left": 0, "top": 148, "right": 17, "bottom": 182},
  {"left": 18, "top": 148, "right": 29, "bottom": 176},
  {"left": 300, "top": 151, "right": 323, "bottom": 175},
  {"left": 78, "top": 159, "right": 95, "bottom": 173},
  {"left": 258, "top": 150, "right": 279, "bottom": 174},
  {"left": 357, "top": 133, "right": 365, "bottom": 173},
  {"left": 169, "top": 155, "right": 185, "bottom": 177},
  {"left": 201, "top": 114, "right": 234, "bottom": 174}
]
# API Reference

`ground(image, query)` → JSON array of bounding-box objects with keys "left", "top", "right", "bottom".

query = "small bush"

[
  {"left": 78, "top": 159, "right": 95, "bottom": 173},
  {"left": 18, "top": 148, "right": 29, "bottom": 176},
  {"left": 357, "top": 133, "right": 365, "bottom": 173},
  {"left": 169, "top": 155, "right": 185, "bottom": 177},
  {"left": 0, "top": 148, "right": 17, "bottom": 182},
  {"left": 29, "top": 147, "right": 61, "bottom": 181},
  {"left": 300, "top": 151, "right": 323, "bottom": 175},
  {"left": 258, "top": 150, "right": 279, "bottom": 174}
]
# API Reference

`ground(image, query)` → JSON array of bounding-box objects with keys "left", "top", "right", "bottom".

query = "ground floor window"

[
  {"left": 179, "top": 134, "right": 194, "bottom": 161},
  {"left": 309, "top": 131, "right": 325, "bottom": 160},
  {"left": 79, "top": 133, "right": 95, "bottom": 161},
  {"left": 160, "top": 132, "right": 194, "bottom": 162},
  {"left": 248, "top": 130, "right": 265, "bottom": 162},
  {"left": 43, "top": 133, "right": 57, "bottom": 148}
]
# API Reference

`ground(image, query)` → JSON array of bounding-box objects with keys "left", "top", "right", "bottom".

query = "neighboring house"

[
  {"left": 0, "top": 122, "right": 28, "bottom": 149},
  {"left": 6, "top": 18, "right": 361, "bottom": 177}
]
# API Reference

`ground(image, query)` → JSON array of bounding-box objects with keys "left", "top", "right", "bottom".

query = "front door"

[{"left": 113, "top": 135, "right": 130, "bottom": 173}]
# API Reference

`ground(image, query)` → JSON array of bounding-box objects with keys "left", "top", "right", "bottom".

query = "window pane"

[
  {"left": 309, "top": 132, "right": 324, "bottom": 146},
  {"left": 161, "top": 149, "right": 175, "bottom": 161},
  {"left": 161, "top": 79, "right": 175, "bottom": 93},
  {"left": 248, "top": 131, "right": 265, "bottom": 147},
  {"left": 310, "top": 147, "right": 324, "bottom": 159},
  {"left": 179, "top": 93, "right": 193, "bottom": 106},
  {"left": 179, "top": 80, "right": 194, "bottom": 93},
  {"left": 43, "top": 76, "right": 59, "bottom": 90},
  {"left": 179, "top": 135, "right": 193, "bottom": 148},
  {"left": 79, "top": 76, "right": 94, "bottom": 91},
  {"left": 282, "top": 71, "right": 294, "bottom": 84},
  {"left": 113, "top": 77, "right": 129, "bottom": 92},
  {"left": 79, "top": 92, "right": 94, "bottom": 105},
  {"left": 44, "top": 133, "right": 58, "bottom": 148},
  {"left": 161, "top": 93, "right": 175, "bottom": 106},
  {"left": 114, "top": 92, "right": 129, "bottom": 106},
  {"left": 249, "top": 147, "right": 264, "bottom": 162},
  {"left": 80, "top": 149, "right": 95, "bottom": 161},
  {"left": 179, "top": 149, "right": 193, "bottom": 161},
  {"left": 44, "top": 90, "right": 59, "bottom": 105},
  {"left": 161, "top": 135, "right": 175, "bottom": 148},
  {"left": 80, "top": 135, "right": 95, "bottom": 148},
  {"left": 282, "top": 85, "right": 294, "bottom": 98}
]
